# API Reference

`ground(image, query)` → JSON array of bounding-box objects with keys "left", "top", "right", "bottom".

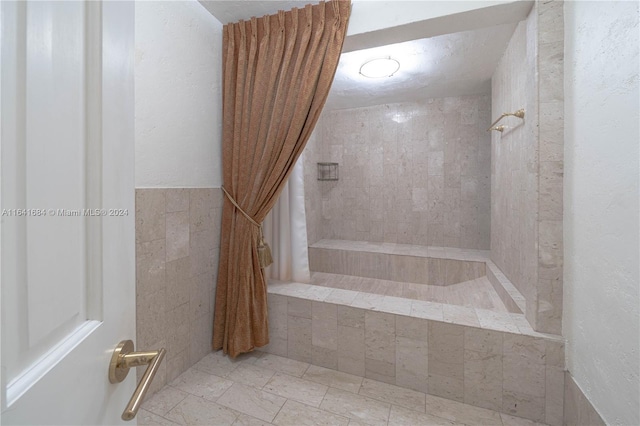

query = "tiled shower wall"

[
  {"left": 491, "top": 1, "right": 563, "bottom": 334},
  {"left": 304, "top": 96, "right": 491, "bottom": 249},
  {"left": 135, "top": 188, "right": 222, "bottom": 393}
]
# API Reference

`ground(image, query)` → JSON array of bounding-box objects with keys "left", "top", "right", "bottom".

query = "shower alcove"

[{"left": 263, "top": 1, "right": 566, "bottom": 424}]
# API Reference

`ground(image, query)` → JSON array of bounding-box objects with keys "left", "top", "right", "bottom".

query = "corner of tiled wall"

[
  {"left": 135, "top": 187, "right": 223, "bottom": 395},
  {"left": 535, "top": 0, "right": 564, "bottom": 335}
]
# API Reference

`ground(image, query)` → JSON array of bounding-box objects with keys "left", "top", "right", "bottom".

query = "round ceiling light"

[{"left": 359, "top": 57, "right": 400, "bottom": 78}]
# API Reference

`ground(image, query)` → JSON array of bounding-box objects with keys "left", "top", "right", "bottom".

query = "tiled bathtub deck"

[
  {"left": 140, "top": 350, "right": 550, "bottom": 426},
  {"left": 262, "top": 241, "right": 565, "bottom": 425}
]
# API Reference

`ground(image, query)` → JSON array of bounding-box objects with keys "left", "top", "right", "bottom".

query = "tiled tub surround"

[
  {"left": 263, "top": 280, "right": 564, "bottom": 425},
  {"left": 309, "top": 239, "right": 524, "bottom": 314},
  {"left": 136, "top": 188, "right": 223, "bottom": 393},
  {"left": 309, "top": 240, "right": 487, "bottom": 286},
  {"left": 304, "top": 95, "right": 492, "bottom": 249}
]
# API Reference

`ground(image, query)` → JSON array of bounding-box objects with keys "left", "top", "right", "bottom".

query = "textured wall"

[
  {"left": 564, "top": 1, "right": 640, "bottom": 425},
  {"left": 135, "top": 188, "right": 222, "bottom": 394},
  {"left": 135, "top": 0, "right": 223, "bottom": 187},
  {"left": 305, "top": 95, "right": 491, "bottom": 249}
]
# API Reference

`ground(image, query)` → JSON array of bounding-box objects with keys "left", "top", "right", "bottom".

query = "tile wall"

[
  {"left": 491, "top": 1, "right": 564, "bottom": 334},
  {"left": 135, "top": 188, "right": 222, "bottom": 393},
  {"left": 304, "top": 95, "right": 492, "bottom": 249},
  {"left": 563, "top": 372, "right": 606, "bottom": 425},
  {"left": 490, "top": 5, "right": 539, "bottom": 332},
  {"left": 262, "top": 291, "right": 565, "bottom": 425}
]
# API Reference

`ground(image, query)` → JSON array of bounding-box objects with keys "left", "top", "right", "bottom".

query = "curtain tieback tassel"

[
  {"left": 257, "top": 230, "right": 273, "bottom": 269},
  {"left": 221, "top": 186, "right": 273, "bottom": 268}
]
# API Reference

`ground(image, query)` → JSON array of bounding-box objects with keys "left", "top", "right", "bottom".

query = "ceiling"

[{"left": 199, "top": 1, "right": 523, "bottom": 111}]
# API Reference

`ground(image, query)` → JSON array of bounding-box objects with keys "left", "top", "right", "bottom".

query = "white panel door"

[{"left": 1, "top": 1, "right": 138, "bottom": 424}]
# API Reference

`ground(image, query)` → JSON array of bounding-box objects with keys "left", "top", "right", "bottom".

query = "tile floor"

[{"left": 140, "top": 350, "right": 548, "bottom": 426}]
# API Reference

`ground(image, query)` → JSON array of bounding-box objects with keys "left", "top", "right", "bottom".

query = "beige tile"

[
  {"left": 226, "top": 363, "right": 276, "bottom": 389},
  {"left": 166, "top": 211, "right": 190, "bottom": 261},
  {"left": 545, "top": 366, "right": 564, "bottom": 426},
  {"left": 463, "top": 349, "right": 503, "bottom": 411},
  {"left": 427, "top": 373, "right": 464, "bottom": 402},
  {"left": 137, "top": 189, "right": 166, "bottom": 243},
  {"left": 254, "top": 353, "right": 309, "bottom": 377},
  {"left": 288, "top": 298, "right": 312, "bottom": 319},
  {"left": 166, "top": 350, "right": 191, "bottom": 383},
  {"left": 351, "top": 292, "right": 385, "bottom": 310},
  {"left": 166, "top": 302, "right": 190, "bottom": 359},
  {"left": 428, "top": 258, "right": 446, "bottom": 285},
  {"left": 337, "top": 325, "right": 365, "bottom": 376},
  {"left": 138, "top": 409, "right": 181, "bottom": 426},
  {"left": 388, "top": 405, "right": 462, "bottom": 426},
  {"left": 411, "top": 300, "right": 444, "bottom": 321},
  {"left": 311, "top": 346, "right": 338, "bottom": 370},
  {"left": 165, "top": 394, "right": 238, "bottom": 425},
  {"left": 268, "top": 294, "right": 288, "bottom": 341},
  {"left": 189, "top": 315, "right": 213, "bottom": 366},
  {"left": 396, "top": 316, "right": 429, "bottom": 341},
  {"left": 395, "top": 336, "right": 429, "bottom": 393},
  {"left": 500, "top": 413, "right": 544, "bottom": 426},
  {"left": 287, "top": 316, "right": 312, "bottom": 363},
  {"left": 325, "top": 288, "right": 359, "bottom": 305},
  {"left": 263, "top": 373, "right": 329, "bottom": 407},
  {"left": 442, "top": 304, "right": 480, "bottom": 327},
  {"left": 136, "top": 239, "right": 167, "bottom": 298},
  {"left": 136, "top": 289, "right": 167, "bottom": 350},
  {"left": 364, "top": 311, "right": 395, "bottom": 364},
  {"left": 476, "top": 309, "right": 520, "bottom": 333},
  {"left": 142, "top": 386, "right": 189, "bottom": 416},
  {"left": 428, "top": 322, "right": 463, "bottom": 380},
  {"left": 502, "top": 390, "right": 545, "bottom": 423},
  {"left": 319, "top": 387, "right": 391, "bottom": 426},
  {"left": 503, "top": 336, "right": 546, "bottom": 398},
  {"left": 365, "top": 358, "right": 396, "bottom": 385},
  {"left": 165, "top": 257, "right": 190, "bottom": 311},
  {"left": 192, "top": 350, "right": 239, "bottom": 378},
  {"left": 424, "top": 394, "right": 503, "bottom": 426},
  {"left": 464, "top": 328, "right": 503, "bottom": 355},
  {"left": 189, "top": 229, "right": 215, "bottom": 276},
  {"left": 170, "top": 369, "right": 233, "bottom": 400},
  {"left": 216, "top": 383, "right": 285, "bottom": 423},
  {"left": 303, "top": 364, "right": 363, "bottom": 393},
  {"left": 380, "top": 295, "right": 412, "bottom": 315},
  {"left": 189, "top": 189, "right": 216, "bottom": 233},
  {"left": 359, "top": 378, "right": 425, "bottom": 412},
  {"left": 312, "top": 302, "right": 338, "bottom": 350},
  {"left": 260, "top": 337, "right": 288, "bottom": 358},
  {"left": 273, "top": 399, "right": 349, "bottom": 426},
  {"left": 338, "top": 306, "right": 365, "bottom": 328},
  {"left": 166, "top": 188, "right": 190, "bottom": 213},
  {"left": 232, "top": 413, "right": 272, "bottom": 426},
  {"left": 189, "top": 271, "right": 212, "bottom": 323}
]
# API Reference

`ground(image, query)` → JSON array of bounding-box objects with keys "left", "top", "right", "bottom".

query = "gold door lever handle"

[{"left": 109, "top": 340, "right": 166, "bottom": 421}]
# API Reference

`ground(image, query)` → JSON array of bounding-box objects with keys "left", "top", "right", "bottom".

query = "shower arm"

[{"left": 487, "top": 109, "right": 525, "bottom": 132}]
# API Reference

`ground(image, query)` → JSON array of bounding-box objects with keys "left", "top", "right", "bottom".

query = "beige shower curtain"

[{"left": 213, "top": 0, "right": 351, "bottom": 358}]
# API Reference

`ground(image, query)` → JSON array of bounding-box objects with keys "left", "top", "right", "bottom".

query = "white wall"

[
  {"left": 135, "top": 0, "right": 223, "bottom": 188},
  {"left": 564, "top": 2, "right": 639, "bottom": 425}
]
